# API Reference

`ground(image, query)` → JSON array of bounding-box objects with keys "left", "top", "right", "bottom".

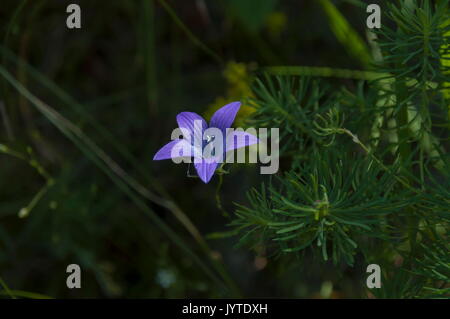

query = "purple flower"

[{"left": 153, "top": 101, "right": 258, "bottom": 183}]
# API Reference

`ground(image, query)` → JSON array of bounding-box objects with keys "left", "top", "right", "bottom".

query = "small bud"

[{"left": 18, "top": 208, "right": 29, "bottom": 218}]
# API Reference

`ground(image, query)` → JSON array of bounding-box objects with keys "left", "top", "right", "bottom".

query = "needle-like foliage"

[
  {"left": 246, "top": 76, "right": 337, "bottom": 155},
  {"left": 232, "top": 150, "right": 413, "bottom": 266},
  {"left": 231, "top": 0, "right": 449, "bottom": 298}
]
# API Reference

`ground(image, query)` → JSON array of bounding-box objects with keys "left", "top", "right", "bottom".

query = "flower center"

[
  {"left": 204, "top": 135, "right": 217, "bottom": 157},
  {"left": 205, "top": 135, "right": 215, "bottom": 143}
]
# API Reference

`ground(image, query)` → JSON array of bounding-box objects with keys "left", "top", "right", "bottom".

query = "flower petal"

[
  {"left": 194, "top": 159, "right": 219, "bottom": 183},
  {"left": 176, "top": 112, "right": 207, "bottom": 144},
  {"left": 210, "top": 101, "right": 241, "bottom": 132},
  {"left": 226, "top": 130, "right": 259, "bottom": 152},
  {"left": 153, "top": 139, "right": 192, "bottom": 160}
]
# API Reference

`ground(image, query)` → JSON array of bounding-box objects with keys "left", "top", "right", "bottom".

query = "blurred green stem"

[
  {"left": 156, "top": 0, "right": 223, "bottom": 65},
  {"left": 0, "top": 275, "right": 15, "bottom": 299},
  {"left": 215, "top": 173, "right": 228, "bottom": 217},
  {"left": 263, "top": 66, "right": 384, "bottom": 80},
  {"left": 142, "top": 0, "right": 158, "bottom": 114},
  {"left": 0, "top": 289, "right": 52, "bottom": 299}
]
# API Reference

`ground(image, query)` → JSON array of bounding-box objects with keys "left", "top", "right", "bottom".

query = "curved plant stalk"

[
  {"left": 263, "top": 65, "right": 383, "bottom": 80},
  {"left": 1, "top": 273, "right": 51, "bottom": 299},
  {"left": 0, "top": 275, "right": 15, "bottom": 299},
  {"left": 157, "top": 0, "right": 223, "bottom": 65},
  {"left": 0, "top": 144, "right": 54, "bottom": 218}
]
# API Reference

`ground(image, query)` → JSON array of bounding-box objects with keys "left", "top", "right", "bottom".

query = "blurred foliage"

[
  {"left": 204, "top": 61, "right": 256, "bottom": 127},
  {"left": 227, "top": 0, "right": 278, "bottom": 33}
]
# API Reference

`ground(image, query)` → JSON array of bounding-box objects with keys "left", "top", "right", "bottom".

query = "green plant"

[{"left": 230, "top": 0, "right": 449, "bottom": 298}]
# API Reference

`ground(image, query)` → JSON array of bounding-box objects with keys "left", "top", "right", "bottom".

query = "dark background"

[{"left": 0, "top": 0, "right": 380, "bottom": 298}]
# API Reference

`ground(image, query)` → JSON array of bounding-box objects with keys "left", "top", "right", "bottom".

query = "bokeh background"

[{"left": 0, "top": 0, "right": 382, "bottom": 298}]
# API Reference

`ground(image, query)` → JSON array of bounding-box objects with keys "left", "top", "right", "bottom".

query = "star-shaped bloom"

[{"left": 153, "top": 102, "right": 258, "bottom": 183}]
